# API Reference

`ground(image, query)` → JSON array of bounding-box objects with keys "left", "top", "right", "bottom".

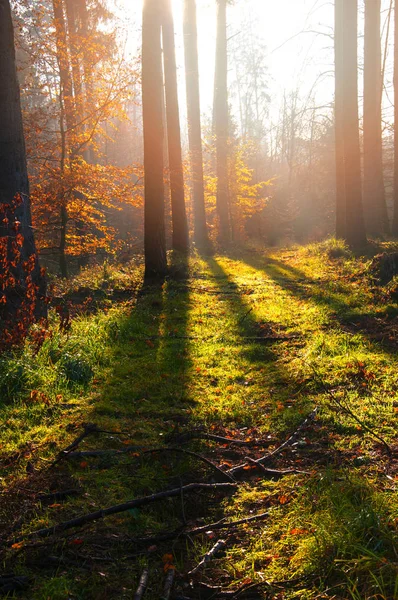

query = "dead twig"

[
  {"left": 244, "top": 458, "right": 310, "bottom": 477},
  {"left": 143, "top": 448, "right": 235, "bottom": 483},
  {"left": 161, "top": 568, "right": 175, "bottom": 600},
  {"left": 133, "top": 568, "right": 149, "bottom": 600},
  {"left": 9, "top": 482, "right": 236, "bottom": 545},
  {"left": 131, "top": 511, "right": 269, "bottom": 546},
  {"left": 188, "top": 539, "right": 227, "bottom": 576},
  {"left": 172, "top": 430, "right": 275, "bottom": 448},
  {"left": 228, "top": 407, "right": 318, "bottom": 477}
]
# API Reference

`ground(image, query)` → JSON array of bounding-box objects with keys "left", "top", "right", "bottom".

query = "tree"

[
  {"left": 183, "top": 0, "right": 209, "bottom": 250},
  {"left": 340, "top": 0, "right": 367, "bottom": 248},
  {"left": 142, "top": 0, "right": 167, "bottom": 277},
  {"left": 0, "top": 0, "right": 46, "bottom": 325},
  {"left": 334, "top": 0, "right": 345, "bottom": 239},
  {"left": 214, "top": 0, "right": 230, "bottom": 243},
  {"left": 363, "top": 0, "right": 388, "bottom": 235},
  {"left": 393, "top": 0, "right": 398, "bottom": 236},
  {"left": 162, "top": 0, "right": 189, "bottom": 253}
]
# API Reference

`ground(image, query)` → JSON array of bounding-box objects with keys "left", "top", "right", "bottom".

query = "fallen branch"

[
  {"left": 228, "top": 407, "right": 318, "bottom": 478},
  {"left": 37, "top": 489, "right": 81, "bottom": 503},
  {"left": 131, "top": 511, "right": 269, "bottom": 546},
  {"left": 133, "top": 568, "right": 149, "bottom": 600},
  {"left": 188, "top": 539, "right": 226, "bottom": 576},
  {"left": 9, "top": 482, "right": 236, "bottom": 545},
  {"left": 143, "top": 448, "right": 235, "bottom": 483},
  {"left": 48, "top": 423, "right": 100, "bottom": 468},
  {"left": 173, "top": 430, "right": 275, "bottom": 448},
  {"left": 65, "top": 446, "right": 144, "bottom": 459},
  {"left": 244, "top": 458, "right": 310, "bottom": 477}
]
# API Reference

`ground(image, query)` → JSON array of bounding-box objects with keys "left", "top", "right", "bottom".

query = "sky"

[{"left": 115, "top": 0, "right": 395, "bottom": 131}]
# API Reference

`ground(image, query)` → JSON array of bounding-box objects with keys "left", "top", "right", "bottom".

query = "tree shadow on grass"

[
  {"left": 201, "top": 255, "right": 313, "bottom": 431},
  {"left": 93, "top": 252, "right": 194, "bottom": 441},
  {"left": 235, "top": 251, "right": 398, "bottom": 357}
]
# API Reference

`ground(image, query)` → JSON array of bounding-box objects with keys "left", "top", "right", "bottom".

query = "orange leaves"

[
  {"left": 162, "top": 553, "right": 175, "bottom": 573},
  {"left": 289, "top": 528, "right": 308, "bottom": 536},
  {"left": 278, "top": 495, "right": 290, "bottom": 505}
]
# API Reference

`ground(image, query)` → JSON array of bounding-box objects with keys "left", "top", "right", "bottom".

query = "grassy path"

[{"left": 0, "top": 243, "right": 397, "bottom": 599}]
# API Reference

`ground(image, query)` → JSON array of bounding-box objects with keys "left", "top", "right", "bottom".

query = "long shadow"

[
  {"left": 202, "top": 256, "right": 313, "bottom": 430},
  {"left": 235, "top": 251, "right": 398, "bottom": 357},
  {"left": 95, "top": 252, "right": 194, "bottom": 436}
]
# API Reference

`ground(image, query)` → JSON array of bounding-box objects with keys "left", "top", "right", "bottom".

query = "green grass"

[{"left": 0, "top": 242, "right": 397, "bottom": 599}]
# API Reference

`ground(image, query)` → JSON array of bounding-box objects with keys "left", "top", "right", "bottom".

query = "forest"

[{"left": 0, "top": 0, "right": 398, "bottom": 598}]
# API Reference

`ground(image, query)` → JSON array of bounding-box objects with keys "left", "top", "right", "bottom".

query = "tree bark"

[
  {"left": 363, "top": 0, "right": 389, "bottom": 235},
  {"left": 393, "top": 0, "right": 398, "bottom": 235},
  {"left": 142, "top": 0, "right": 167, "bottom": 278},
  {"left": 52, "top": 0, "right": 76, "bottom": 277},
  {"left": 183, "top": 0, "right": 209, "bottom": 250},
  {"left": 0, "top": 0, "right": 46, "bottom": 319},
  {"left": 214, "top": 0, "right": 230, "bottom": 244},
  {"left": 162, "top": 0, "right": 189, "bottom": 253},
  {"left": 334, "top": 0, "right": 346, "bottom": 239},
  {"left": 341, "top": 0, "right": 367, "bottom": 248}
]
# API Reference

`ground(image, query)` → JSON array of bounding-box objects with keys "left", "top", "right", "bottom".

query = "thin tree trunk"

[
  {"left": 142, "top": 0, "right": 167, "bottom": 278},
  {"left": 183, "top": 0, "right": 209, "bottom": 250},
  {"left": 342, "top": 0, "right": 367, "bottom": 249},
  {"left": 214, "top": 0, "right": 230, "bottom": 244},
  {"left": 363, "top": 0, "right": 388, "bottom": 235},
  {"left": 393, "top": 0, "right": 398, "bottom": 235},
  {"left": 334, "top": 0, "right": 346, "bottom": 239},
  {"left": 162, "top": 0, "right": 189, "bottom": 253},
  {"left": 0, "top": 0, "right": 46, "bottom": 318}
]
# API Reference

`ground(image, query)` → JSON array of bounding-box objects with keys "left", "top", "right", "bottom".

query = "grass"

[{"left": 0, "top": 240, "right": 397, "bottom": 599}]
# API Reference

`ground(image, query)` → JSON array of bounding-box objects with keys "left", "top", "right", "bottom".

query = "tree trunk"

[
  {"left": 53, "top": 0, "right": 76, "bottom": 277},
  {"left": 162, "top": 0, "right": 189, "bottom": 253},
  {"left": 334, "top": 0, "right": 346, "bottom": 239},
  {"left": 0, "top": 0, "right": 46, "bottom": 320},
  {"left": 341, "top": 0, "right": 367, "bottom": 249},
  {"left": 142, "top": 0, "right": 167, "bottom": 278},
  {"left": 214, "top": 0, "right": 230, "bottom": 244},
  {"left": 363, "top": 0, "right": 388, "bottom": 235},
  {"left": 393, "top": 0, "right": 398, "bottom": 235},
  {"left": 183, "top": 0, "right": 209, "bottom": 250}
]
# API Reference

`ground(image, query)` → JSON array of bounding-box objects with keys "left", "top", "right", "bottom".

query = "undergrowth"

[{"left": 0, "top": 242, "right": 397, "bottom": 599}]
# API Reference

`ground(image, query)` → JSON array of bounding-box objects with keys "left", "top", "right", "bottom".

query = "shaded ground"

[{"left": 0, "top": 241, "right": 397, "bottom": 599}]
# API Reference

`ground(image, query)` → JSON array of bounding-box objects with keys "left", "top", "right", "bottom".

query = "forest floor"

[{"left": 0, "top": 240, "right": 398, "bottom": 600}]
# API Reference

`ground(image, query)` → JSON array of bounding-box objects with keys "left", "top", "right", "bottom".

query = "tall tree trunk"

[
  {"left": 183, "top": 0, "right": 209, "bottom": 250},
  {"left": 142, "top": 0, "right": 167, "bottom": 278},
  {"left": 342, "top": 0, "right": 367, "bottom": 248},
  {"left": 214, "top": 0, "right": 230, "bottom": 244},
  {"left": 0, "top": 0, "right": 46, "bottom": 319},
  {"left": 393, "top": 0, "right": 398, "bottom": 235},
  {"left": 162, "top": 0, "right": 189, "bottom": 253},
  {"left": 53, "top": 0, "right": 75, "bottom": 277},
  {"left": 334, "top": 0, "right": 346, "bottom": 239},
  {"left": 77, "top": 0, "right": 95, "bottom": 163},
  {"left": 363, "top": 0, "right": 388, "bottom": 235},
  {"left": 65, "top": 0, "right": 83, "bottom": 120}
]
